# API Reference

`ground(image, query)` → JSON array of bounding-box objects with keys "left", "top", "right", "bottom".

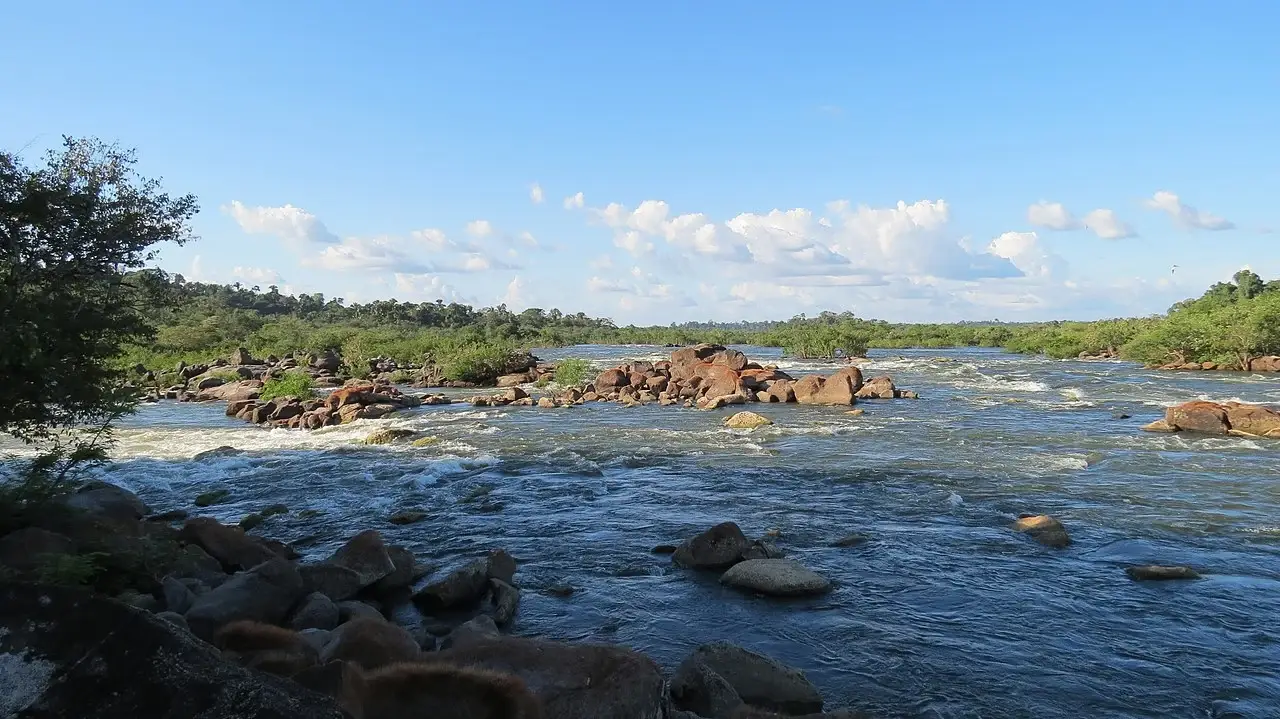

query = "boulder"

[
  {"left": 289, "top": 591, "right": 341, "bottom": 631},
  {"left": 685, "top": 641, "right": 824, "bottom": 715},
  {"left": 179, "top": 517, "right": 278, "bottom": 571},
  {"left": 65, "top": 482, "right": 149, "bottom": 523},
  {"left": 809, "top": 369, "right": 859, "bottom": 406},
  {"left": 792, "top": 376, "right": 826, "bottom": 404},
  {"left": 412, "top": 558, "right": 490, "bottom": 611},
  {"left": 433, "top": 635, "right": 665, "bottom": 719},
  {"left": 299, "top": 563, "right": 364, "bottom": 602},
  {"left": 854, "top": 375, "right": 895, "bottom": 399},
  {"left": 1223, "top": 402, "right": 1280, "bottom": 437},
  {"left": 502, "top": 386, "right": 530, "bottom": 402},
  {"left": 672, "top": 522, "right": 751, "bottom": 570},
  {"left": 1165, "top": 401, "right": 1229, "bottom": 434},
  {"left": 487, "top": 578, "right": 521, "bottom": 625},
  {"left": 337, "top": 600, "right": 385, "bottom": 623},
  {"left": 671, "top": 657, "right": 744, "bottom": 718},
  {"left": 1141, "top": 419, "right": 1177, "bottom": 433},
  {"left": 161, "top": 575, "right": 196, "bottom": 615},
  {"left": 440, "top": 614, "right": 500, "bottom": 650},
  {"left": 196, "top": 379, "right": 264, "bottom": 402},
  {"left": 313, "top": 350, "right": 341, "bottom": 373},
  {"left": 318, "top": 617, "right": 421, "bottom": 671},
  {"left": 710, "top": 348, "right": 749, "bottom": 372},
  {"left": 698, "top": 365, "right": 744, "bottom": 399},
  {"left": 184, "top": 558, "right": 307, "bottom": 640},
  {"left": 724, "top": 411, "right": 773, "bottom": 430},
  {"left": 368, "top": 545, "right": 417, "bottom": 594},
  {"left": 0, "top": 528, "right": 75, "bottom": 573},
  {"left": 764, "top": 380, "right": 796, "bottom": 404},
  {"left": 720, "top": 559, "right": 832, "bottom": 597},
  {"left": 0, "top": 582, "right": 346, "bottom": 718},
  {"left": 1125, "top": 565, "right": 1202, "bottom": 581},
  {"left": 595, "top": 369, "right": 629, "bottom": 390},
  {"left": 1012, "top": 514, "right": 1071, "bottom": 549},
  {"left": 497, "top": 373, "right": 531, "bottom": 388},
  {"left": 486, "top": 548, "right": 518, "bottom": 585},
  {"left": 328, "top": 530, "right": 396, "bottom": 588}
]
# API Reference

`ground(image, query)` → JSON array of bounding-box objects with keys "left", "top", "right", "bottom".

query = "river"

[{"left": 63, "top": 347, "right": 1280, "bottom": 717}]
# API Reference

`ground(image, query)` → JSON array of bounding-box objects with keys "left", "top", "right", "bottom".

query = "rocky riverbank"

[{"left": 0, "top": 482, "right": 872, "bottom": 718}]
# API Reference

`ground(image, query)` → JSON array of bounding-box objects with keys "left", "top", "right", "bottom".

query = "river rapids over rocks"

[{"left": 20, "top": 346, "right": 1280, "bottom": 718}]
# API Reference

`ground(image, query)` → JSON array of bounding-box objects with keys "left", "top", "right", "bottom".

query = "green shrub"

[
  {"left": 554, "top": 358, "right": 591, "bottom": 386},
  {"left": 259, "top": 371, "right": 315, "bottom": 401},
  {"left": 208, "top": 369, "right": 242, "bottom": 383},
  {"left": 386, "top": 369, "right": 415, "bottom": 384},
  {"left": 34, "top": 552, "right": 107, "bottom": 587}
]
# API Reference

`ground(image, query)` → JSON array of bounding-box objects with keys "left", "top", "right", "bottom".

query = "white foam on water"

[{"left": 947, "top": 491, "right": 964, "bottom": 506}]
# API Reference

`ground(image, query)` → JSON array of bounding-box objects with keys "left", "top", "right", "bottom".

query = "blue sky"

[{"left": 4, "top": 1, "right": 1277, "bottom": 324}]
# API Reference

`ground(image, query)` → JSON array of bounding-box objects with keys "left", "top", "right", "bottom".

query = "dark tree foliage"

[{"left": 0, "top": 137, "right": 197, "bottom": 448}]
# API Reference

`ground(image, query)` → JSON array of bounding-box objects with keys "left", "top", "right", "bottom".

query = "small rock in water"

[
  {"left": 410, "top": 436, "right": 440, "bottom": 447},
  {"left": 845, "top": 409, "right": 865, "bottom": 416},
  {"left": 239, "top": 513, "right": 265, "bottom": 531},
  {"left": 1126, "top": 565, "right": 1201, "bottom": 581},
  {"left": 723, "top": 411, "right": 773, "bottom": 429},
  {"left": 1012, "top": 514, "right": 1071, "bottom": 548},
  {"left": 545, "top": 582, "right": 576, "bottom": 597},
  {"left": 363, "top": 428, "right": 417, "bottom": 445},
  {"left": 832, "top": 533, "right": 868, "bottom": 548},
  {"left": 1141, "top": 419, "right": 1178, "bottom": 433},
  {"left": 193, "top": 489, "right": 232, "bottom": 507},
  {"left": 192, "top": 445, "right": 243, "bottom": 461},
  {"left": 651, "top": 544, "right": 679, "bottom": 555},
  {"left": 720, "top": 558, "right": 832, "bottom": 597},
  {"left": 261, "top": 503, "right": 289, "bottom": 517},
  {"left": 1111, "top": 410, "right": 1132, "bottom": 419},
  {"left": 388, "top": 509, "right": 428, "bottom": 525}
]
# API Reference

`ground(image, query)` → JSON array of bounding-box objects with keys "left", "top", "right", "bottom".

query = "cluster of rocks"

[
  {"left": 0, "top": 482, "right": 862, "bottom": 718},
  {"left": 468, "top": 344, "right": 917, "bottom": 411},
  {"left": 1155, "top": 355, "right": 1280, "bottom": 372},
  {"left": 1142, "top": 400, "right": 1280, "bottom": 438},
  {"left": 668, "top": 521, "right": 833, "bottom": 598},
  {"left": 204, "top": 380, "right": 438, "bottom": 429}
]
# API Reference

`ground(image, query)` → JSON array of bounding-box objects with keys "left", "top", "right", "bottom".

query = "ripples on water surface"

[{"left": 59, "top": 348, "right": 1280, "bottom": 717}]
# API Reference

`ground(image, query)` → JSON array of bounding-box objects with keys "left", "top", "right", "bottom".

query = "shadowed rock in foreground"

[{"left": 0, "top": 582, "right": 346, "bottom": 719}]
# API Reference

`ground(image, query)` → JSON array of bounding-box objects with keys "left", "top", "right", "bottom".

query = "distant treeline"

[{"left": 123, "top": 270, "right": 1280, "bottom": 380}]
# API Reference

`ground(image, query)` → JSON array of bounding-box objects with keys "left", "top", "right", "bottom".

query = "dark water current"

[{"left": 51, "top": 347, "right": 1280, "bottom": 717}]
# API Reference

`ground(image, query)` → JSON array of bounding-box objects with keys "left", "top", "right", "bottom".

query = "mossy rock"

[
  {"left": 260, "top": 503, "right": 289, "bottom": 517},
  {"left": 364, "top": 428, "right": 418, "bottom": 445},
  {"left": 238, "top": 513, "right": 264, "bottom": 531},
  {"left": 297, "top": 509, "right": 325, "bottom": 520},
  {"left": 410, "top": 436, "right": 441, "bottom": 447},
  {"left": 193, "top": 489, "right": 231, "bottom": 507},
  {"left": 461, "top": 484, "right": 495, "bottom": 503},
  {"left": 388, "top": 510, "right": 428, "bottom": 525}
]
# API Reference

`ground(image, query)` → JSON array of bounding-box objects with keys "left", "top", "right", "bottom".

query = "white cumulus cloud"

[
  {"left": 466, "top": 219, "right": 494, "bottom": 238},
  {"left": 1146, "top": 191, "right": 1234, "bottom": 230},
  {"left": 987, "top": 231, "right": 1064, "bottom": 278},
  {"left": 563, "top": 192, "right": 585, "bottom": 210},
  {"left": 1082, "top": 208, "right": 1136, "bottom": 239},
  {"left": 1027, "top": 201, "right": 1081, "bottom": 231},
  {"left": 529, "top": 183, "right": 544, "bottom": 204},
  {"left": 501, "top": 276, "right": 527, "bottom": 308},
  {"left": 223, "top": 201, "right": 340, "bottom": 246},
  {"left": 232, "top": 266, "right": 284, "bottom": 285}
]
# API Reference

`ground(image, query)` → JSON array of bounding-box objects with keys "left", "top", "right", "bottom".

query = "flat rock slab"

[
  {"left": 720, "top": 558, "right": 832, "bottom": 597},
  {"left": 1126, "top": 565, "right": 1202, "bottom": 581},
  {"left": 0, "top": 581, "right": 345, "bottom": 718}
]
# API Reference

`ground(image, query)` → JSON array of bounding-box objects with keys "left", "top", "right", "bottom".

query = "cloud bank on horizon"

[{"left": 205, "top": 186, "right": 1247, "bottom": 325}]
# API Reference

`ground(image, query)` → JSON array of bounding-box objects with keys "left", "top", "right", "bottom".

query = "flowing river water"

[{"left": 34, "top": 346, "right": 1280, "bottom": 717}]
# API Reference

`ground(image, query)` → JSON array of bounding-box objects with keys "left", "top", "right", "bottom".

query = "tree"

[{"left": 1, "top": 137, "right": 197, "bottom": 479}]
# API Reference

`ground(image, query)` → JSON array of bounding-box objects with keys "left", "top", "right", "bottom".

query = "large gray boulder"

[
  {"left": 0, "top": 582, "right": 345, "bottom": 718},
  {"left": 327, "top": 530, "right": 396, "bottom": 588},
  {"left": 185, "top": 558, "right": 306, "bottom": 640},
  {"left": 672, "top": 522, "right": 750, "bottom": 570},
  {"left": 720, "top": 559, "right": 832, "bottom": 597},
  {"left": 686, "top": 641, "right": 824, "bottom": 715},
  {"left": 434, "top": 635, "right": 665, "bottom": 719}
]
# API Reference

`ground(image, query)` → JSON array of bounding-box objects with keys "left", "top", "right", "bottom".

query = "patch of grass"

[
  {"left": 259, "top": 370, "right": 314, "bottom": 402},
  {"left": 34, "top": 552, "right": 107, "bottom": 587},
  {"left": 208, "top": 369, "right": 242, "bottom": 383},
  {"left": 553, "top": 358, "right": 591, "bottom": 387}
]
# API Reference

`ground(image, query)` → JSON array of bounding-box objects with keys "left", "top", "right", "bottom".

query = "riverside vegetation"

[{"left": 4, "top": 138, "right": 1279, "bottom": 717}]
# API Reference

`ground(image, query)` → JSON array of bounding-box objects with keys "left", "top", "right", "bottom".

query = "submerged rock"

[
  {"left": 1125, "top": 565, "right": 1202, "bottom": 581},
  {"left": 1012, "top": 514, "right": 1071, "bottom": 548},
  {"left": 720, "top": 558, "right": 832, "bottom": 597},
  {"left": 363, "top": 428, "right": 417, "bottom": 445}
]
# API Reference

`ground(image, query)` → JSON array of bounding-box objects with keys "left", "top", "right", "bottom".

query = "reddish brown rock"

[
  {"left": 764, "top": 380, "right": 796, "bottom": 403},
  {"left": 709, "top": 348, "right": 749, "bottom": 372},
  {"left": 697, "top": 365, "right": 743, "bottom": 399},
  {"left": 855, "top": 375, "right": 895, "bottom": 399},
  {"left": 594, "top": 368, "right": 629, "bottom": 390},
  {"left": 1165, "top": 401, "right": 1230, "bottom": 434},
  {"left": 1223, "top": 402, "right": 1280, "bottom": 437},
  {"left": 792, "top": 376, "right": 825, "bottom": 404}
]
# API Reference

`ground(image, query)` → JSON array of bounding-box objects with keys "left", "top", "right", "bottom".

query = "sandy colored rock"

[
  {"left": 1012, "top": 514, "right": 1071, "bottom": 548},
  {"left": 720, "top": 558, "right": 832, "bottom": 597},
  {"left": 724, "top": 411, "right": 774, "bottom": 429}
]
